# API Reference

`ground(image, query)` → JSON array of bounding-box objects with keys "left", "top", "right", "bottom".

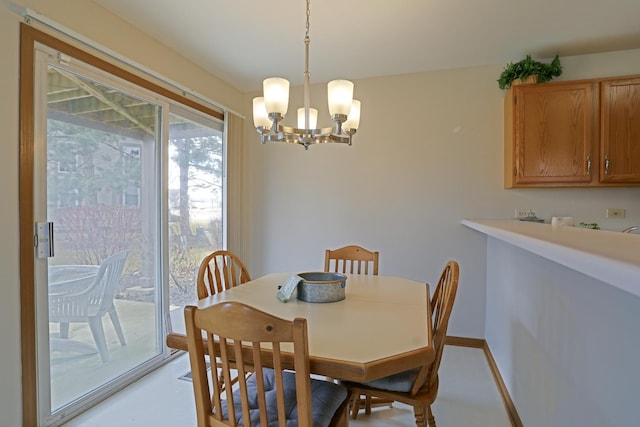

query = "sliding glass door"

[
  {"left": 29, "top": 44, "right": 228, "bottom": 425},
  {"left": 34, "top": 48, "right": 164, "bottom": 424}
]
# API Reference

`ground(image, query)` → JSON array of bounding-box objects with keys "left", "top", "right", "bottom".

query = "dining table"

[{"left": 166, "top": 272, "right": 433, "bottom": 382}]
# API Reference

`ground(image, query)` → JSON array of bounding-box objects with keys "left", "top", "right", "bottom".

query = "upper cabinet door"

[
  {"left": 505, "top": 81, "right": 598, "bottom": 188},
  {"left": 600, "top": 77, "right": 640, "bottom": 183}
]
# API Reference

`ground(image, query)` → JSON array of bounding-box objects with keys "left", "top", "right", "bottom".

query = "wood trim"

[
  {"left": 481, "top": 343, "right": 524, "bottom": 427},
  {"left": 19, "top": 24, "right": 223, "bottom": 121},
  {"left": 445, "top": 335, "right": 485, "bottom": 348},
  {"left": 446, "top": 336, "right": 523, "bottom": 427},
  {"left": 504, "top": 88, "right": 516, "bottom": 188},
  {"left": 19, "top": 22, "right": 225, "bottom": 425},
  {"left": 19, "top": 23, "right": 38, "bottom": 427}
]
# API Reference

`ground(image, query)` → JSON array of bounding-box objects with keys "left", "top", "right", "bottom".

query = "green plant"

[
  {"left": 579, "top": 222, "right": 600, "bottom": 230},
  {"left": 497, "top": 54, "right": 563, "bottom": 90}
]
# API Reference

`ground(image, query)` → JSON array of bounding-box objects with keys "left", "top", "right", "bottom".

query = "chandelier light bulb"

[
  {"left": 297, "top": 107, "right": 318, "bottom": 129},
  {"left": 252, "top": 97, "right": 272, "bottom": 130},
  {"left": 342, "top": 99, "right": 361, "bottom": 131},
  {"left": 263, "top": 77, "right": 290, "bottom": 115},
  {"left": 327, "top": 80, "right": 354, "bottom": 116}
]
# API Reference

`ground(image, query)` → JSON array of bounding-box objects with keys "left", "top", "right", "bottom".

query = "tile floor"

[{"left": 63, "top": 345, "right": 513, "bottom": 426}]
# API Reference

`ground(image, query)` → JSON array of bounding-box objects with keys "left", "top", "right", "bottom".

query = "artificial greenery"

[
  {"left": 497, "top": 54, "right": 563, "bottom": 90},
  {"left": 578, "top": 222, "right": 600, "bottom": 230}
]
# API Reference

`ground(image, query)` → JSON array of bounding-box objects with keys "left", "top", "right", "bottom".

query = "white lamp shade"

[
  {"left": 342, "top": 99, "right": 361, "bottom": 130},
  {"left": 297, "top": 107, "right": 318, "bottom": 129},
  {"left": 263, "top": 77, "right": 289, "bottom": 115},
  {"left": 327, "top": 80, "right": 354, "bottom": 116},
  {"left": 252, "top": 97, "right": 272, "bottom": 129}
]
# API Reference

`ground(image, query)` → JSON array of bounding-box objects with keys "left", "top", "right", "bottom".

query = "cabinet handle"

[
  {"left": 604, "top": 155, "right": 610, "bottom": 175},
  {"left": 586, "top": 156, "right": 591, "bottom": 176}
]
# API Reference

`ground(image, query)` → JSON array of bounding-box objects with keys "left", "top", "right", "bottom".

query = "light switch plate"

[{"left": 606, "top": 208, "right": 625, "bottom": 218}]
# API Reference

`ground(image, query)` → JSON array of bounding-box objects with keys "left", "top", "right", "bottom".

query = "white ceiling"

[{"left": 93, "top": 0, "right": 640, "bottom": 93}]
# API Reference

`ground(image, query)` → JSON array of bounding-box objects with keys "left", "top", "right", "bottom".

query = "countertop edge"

[{"left": 461, "top": 219, "right": 640, "bottom": 297}]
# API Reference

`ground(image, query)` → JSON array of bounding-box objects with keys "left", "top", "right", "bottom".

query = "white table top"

[
  {"left": 167, "top": 272, "right": 432, "bottom": 381},
  {"left": 48, "top": 265, "right": 99, "bottom": 294}
]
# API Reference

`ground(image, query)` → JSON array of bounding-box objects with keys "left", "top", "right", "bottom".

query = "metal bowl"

[{"left": 297, "top": 272, "right": 347, "bottom": 303}]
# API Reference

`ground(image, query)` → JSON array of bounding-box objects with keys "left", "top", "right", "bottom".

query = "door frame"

[{"left": 19, "top": 23, "right": 224, "bottom": 426}]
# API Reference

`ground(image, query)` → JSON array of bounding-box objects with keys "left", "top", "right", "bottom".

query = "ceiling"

[{"left": 92, "top": 0, "right": 640, "bottom": 93}]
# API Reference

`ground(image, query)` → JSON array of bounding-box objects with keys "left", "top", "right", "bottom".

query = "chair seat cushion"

[
  {"left": 359, "top": 367, "right": 421, "bottom": 393},
  {"left": 222, "top": 368, "right": 347, "bottom": 427}
]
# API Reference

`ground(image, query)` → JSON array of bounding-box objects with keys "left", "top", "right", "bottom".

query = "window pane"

[
  {"left": 167, "top": 111, "right": 224, "bottom": 316},
  {"left": 45, "top": 65, "right": 162, "bottom": 412}
]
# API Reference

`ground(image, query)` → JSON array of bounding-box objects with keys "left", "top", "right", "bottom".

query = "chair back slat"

[
  {"left": 247, "top": 342, "right": 267, "bottom": 427},
  {"left": 185, "top": 302, "right": 316, "bottom": 427},
  {"left": 197, "top": 250, "right": 251, "bottom": 299},
  {"left": 270, "top": 345, "right": 287, "bottom": 427},
  {"left": 207, "top": 335, "right": 224, "bottom": 419},
  {"left": 324, "top": 245, "right": 379, "bottom": 276}
]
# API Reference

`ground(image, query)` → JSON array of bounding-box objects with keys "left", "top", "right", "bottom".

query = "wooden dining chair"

[
  {"left": 184, "top": 301, "right": 351, "bottom": 427},
  {"left": 343, "top": 260, "right": 460, "bottom": 427},
  {"left": 324, "top": 244, "right": 383, "bottom": 413},
  {"left": 324, "top": 245, "right": 379, "bottom": 275},
  {"left": 196, "top": 250, "right": 251, "bottom": 299},
  {"left": 195, "top": 250, "right": 251, "bottom": 392}
]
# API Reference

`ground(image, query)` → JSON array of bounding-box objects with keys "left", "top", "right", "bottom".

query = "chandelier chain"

[{"left": 306, "top": 0, "right": 310, "bottom": 39}]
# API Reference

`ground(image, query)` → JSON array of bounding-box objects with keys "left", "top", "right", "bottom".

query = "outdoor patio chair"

[{"left": 49, "top": 250, "right": 128, "bottom": 363}]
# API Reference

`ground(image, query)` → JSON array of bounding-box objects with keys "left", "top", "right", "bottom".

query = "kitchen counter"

[
  {"left": 461, "top": 219, "right": 640, "bottom": 297},
  {"left": 469, "top": 219, "right": 640, "bottom": 426}
]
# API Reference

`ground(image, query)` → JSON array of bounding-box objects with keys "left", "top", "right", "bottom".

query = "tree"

[
  {"left": 169, "top": 127, "right": 223, "bottom": 239},
  {"left": 47, "top": 119, "right": 140, "bottom": 208},
  {"left": 47, "top": 119, "right": 143, "bottom": 264}
]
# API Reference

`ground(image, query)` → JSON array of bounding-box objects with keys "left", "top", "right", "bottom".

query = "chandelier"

[{"left": 252, "top": 0, "right": 360, "bottom": 150}]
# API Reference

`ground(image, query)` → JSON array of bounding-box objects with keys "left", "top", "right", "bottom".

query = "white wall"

[
  {"left": 0, "top": 1, "right": 243, "bottom": 424},
  {"left": 485, "top": 237, "right": 640, "bottom": 426},
  {"left": 3, "top": 0, "right": 640, "bottom": 423},
  {"left": 245, "top": 50, "right": 640, "bottom": 339},
  {"left": 0, "top": 2, "right": 23, "bottom": 426}
]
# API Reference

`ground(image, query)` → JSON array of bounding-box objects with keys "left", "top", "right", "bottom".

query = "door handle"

[{"left": 35, "top": 222, "right": 54, "bottom": 258}]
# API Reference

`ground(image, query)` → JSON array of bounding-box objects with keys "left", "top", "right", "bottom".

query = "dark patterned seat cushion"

[
  {"left": 221, "top": 368, "right": 347, "bottom": 427},
  {"left": 359, "top": 367, "right": 421, "bottom": 393}
]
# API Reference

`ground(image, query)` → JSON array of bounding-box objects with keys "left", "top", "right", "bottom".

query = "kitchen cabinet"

[
  {"left": 600, "top": 77, "right": 640, "bottom": 183},
  {"left": 504, "top": 80, "right": 598, "bottom": 187},
  {"left": 504, "top": 75, "right": 640, "bottom": 188}
]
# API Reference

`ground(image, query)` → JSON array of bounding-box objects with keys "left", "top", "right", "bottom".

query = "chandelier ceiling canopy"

[{"left": 252, "top": 0, "right": 360, "bottom": 150}]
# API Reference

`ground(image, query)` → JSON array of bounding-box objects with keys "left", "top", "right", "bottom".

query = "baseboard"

[
  {"left": 445, "top": 335, "right": 485, "bottom": 348},
  {"left": 445, "top": 336, "right": 523, "bottom": 427}
]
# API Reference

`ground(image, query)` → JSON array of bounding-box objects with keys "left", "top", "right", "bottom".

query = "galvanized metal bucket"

[{"left": 297, "top": 272, "right": 347, "bottom": 303}]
